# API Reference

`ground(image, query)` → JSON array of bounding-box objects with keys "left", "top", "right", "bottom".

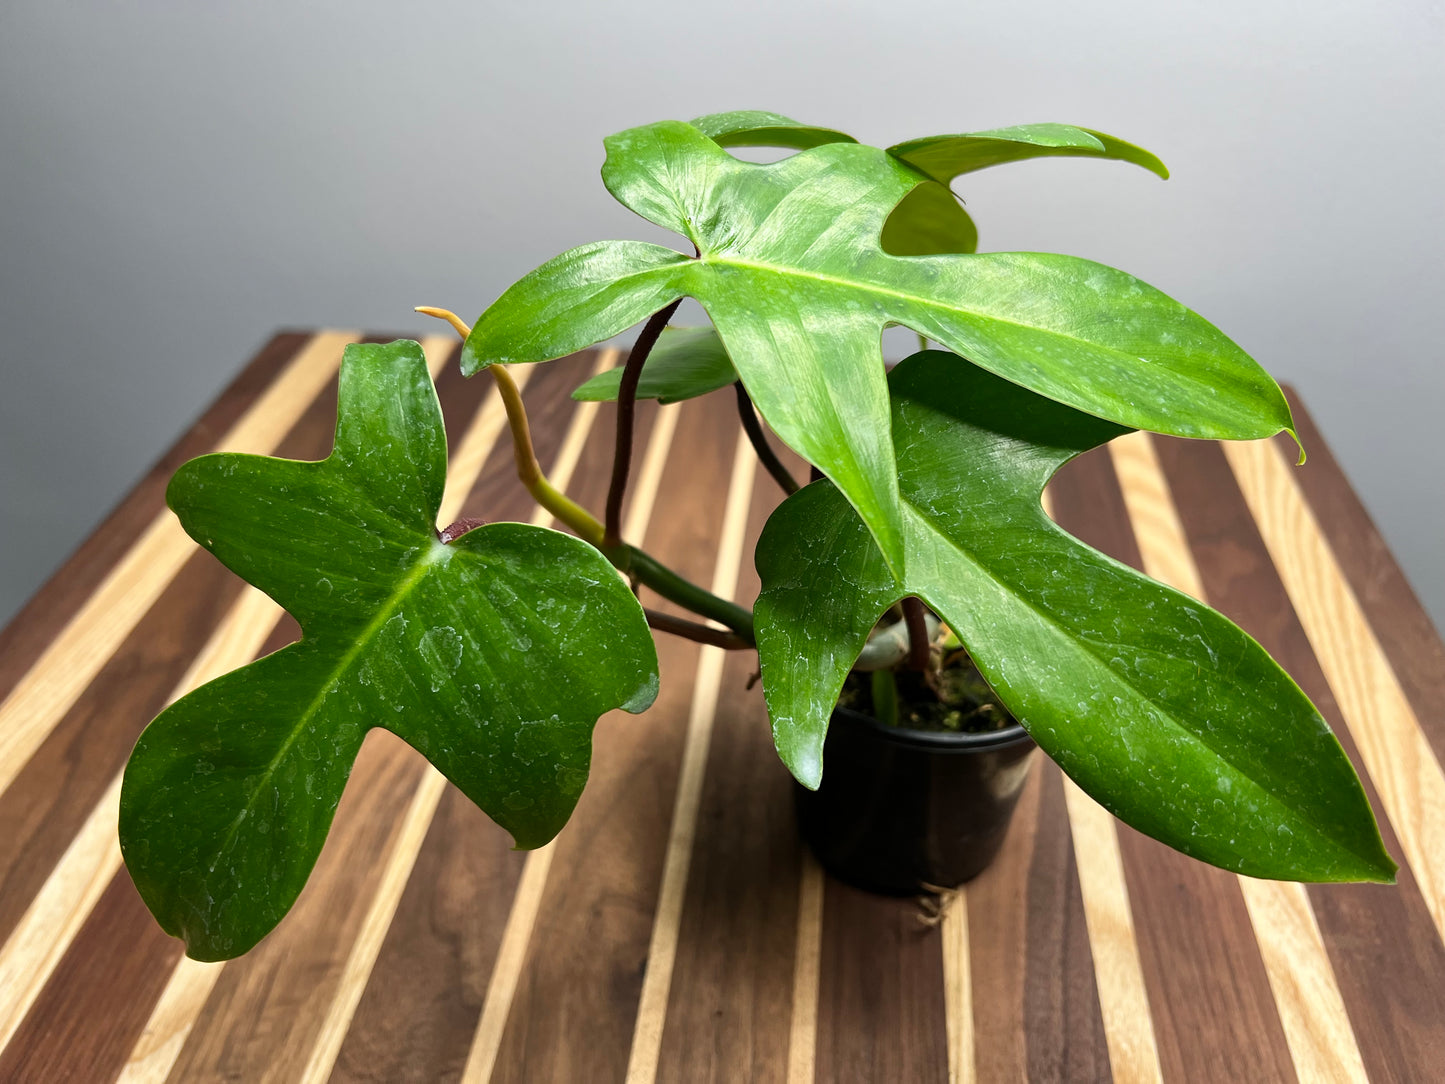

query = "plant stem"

[
  {"left": 734, "top": 382, "right": 799, "bottom": 495},
  {"left": 605, "top": 300, "right": 683, "bottom": 549},
  {"left": 491, "top": 363, "right": 606, "bottom": 545},
  {"left": 419, "top": 303, "right": 755, "bottom": 646},
  {"left": 902, "top": 596, "right": 930, "bottom": 672},
  {"left": 628, "top": 547, "right": 755, "bottom": 644},
  {"left": 645, "top": 608, "right": 752, "bottom": 649}
]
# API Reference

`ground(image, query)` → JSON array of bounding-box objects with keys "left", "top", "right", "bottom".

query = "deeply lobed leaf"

[
  {"left": 465, "top": 119, "right": 1293, "bottom": 577},
  {"left": 889, "top": 122, "right": 1169, "bottom": 182},
  {"left": 121, "top": 341, "right": 659, "bottom": 959},
  {"left": 754, "top": 351, "right": 1393, "bottom": 884}
]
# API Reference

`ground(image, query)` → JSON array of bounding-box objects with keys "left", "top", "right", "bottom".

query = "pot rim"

[{"left": 831, "top": 703, "right": 1034, "bottom": 753}]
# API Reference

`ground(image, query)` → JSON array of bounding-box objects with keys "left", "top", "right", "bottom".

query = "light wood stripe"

[
  {"left": 299, "top": 767, "right": 450, "bottom": 1083},
  {"left": 1110, "top": 431, "right": 1368, "bottom": 1084},
  {"left": 116, "top": 958, "right": 225, "bottom": 1084},
  {"left": 1224, "top": 437, "right": 1445, "bottom": 940},
  {"left": 0, "top": 330, "right": 359, "bottom": 800},
  {"left": 1062, "top": 779, "right": 1164, "bottom": 1084},
  {"left": 624, "top": 431, "right": 759, "bottom": 1084},
  {"left": 448, "top": 359, "right": 615, "bottom": 1084},
  {"left": 942, "top": 888, "right": 974, "bottom": 1084},
  {"left": 291, "top": 351, "right": 550, "bottom": 1083},
  {"left": 461, "top": 838, "right": 557, "bottom": 1084},
  {"left": 460, "top": 359, "right": 667, "bottom": 1084},
  {"left": 786, "top": 853, "right": 825, "bottom": 1084},
  {"left": 0, "top": 583, "right": 283, "bottom": 1054},
  {"left": 105, "top": 336, "right": 508, "bottom": 1080},
  {"left": 1043, "top": 485, "right": 1162, "bottom": 1084}
]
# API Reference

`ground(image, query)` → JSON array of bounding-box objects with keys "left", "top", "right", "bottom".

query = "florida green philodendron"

[{"left": 122, "top": 110, "right": 1394, "bottom": 961}]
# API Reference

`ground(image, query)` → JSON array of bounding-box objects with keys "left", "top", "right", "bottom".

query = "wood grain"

[
  {"left": 1154, "top": 433, "right": 1445, "bottom": 1083},
  {"left": 626, "top": 433, "right": 758, "bottom": 1084},
  {"left": 814, "top": 881, "right": 949, "bottom": 1084},
  {"left": 0, "top": 331, "right": 306, "bottom": 705},
  {"left": 0, "top": 873, "right": 184, "bottom": 1083},
  {"left": 332, "top": 355, "right": 595, "bottom": 1084},
  {"left": 1110, "top": 431, "right": 1366, "bottom": 1084},
  {"left": 652, "top": 441, "right": 808, "bottom": 1084},
  {"left": 1023, "top": 766, "right": 1113, "bottom": 1083},
  {"left": 942, "top": 888, "right": 973, "bottom": 1084},
  {"left": 1066, "top": 449, "right": 1297, "bottom": 1083},
  {"left": 2, "top": 332, "right": 1443, "bottom": 1082},
  {"left": 1283, "top": 390, "right": 1445, "bottom": 762},
  {"left": 1059, "top": 779, "right": 1162, "bottom": 1084},
  {"left": 2, "top": 334, "right": 436, "bottom": 1081},
  {"left": 0, "top": 331, "right": 358, "bottom": 799},
  {"left": 1223, "top": 437, "right": 1445, "bottom": 941},
  {"left": 163, "top": 732, "right": 430, "bottom": 1081},
  {"left": 481, "top": 393, "right": 732, "bottom": 1084},
  {"left": 788, "top": 855, "right": 826, "bottom": 1084}
]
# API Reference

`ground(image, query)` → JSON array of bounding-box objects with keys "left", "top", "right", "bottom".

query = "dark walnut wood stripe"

[
  {"left": 4, "top": 327, "right": 1445, "bottom": 1083},
  {"left": 330, "top": 353, "right": 598, "bottom": 1082},
  {"left": 1280, "top": 391, "right": 1445, "bottom": 765},
  {"left": 1154, "top": 434, "right": 1445, "bottom": 1084},
  {"left": 165, "top": 734, "right": 430, "bottom": 1081},
  {"left": 814, "top": 884, "right": 949, "bottom": 1083},
  {"left": 964, "top": 755, "right": 1112, "bottom": 1082},
  {"left": 158, "top": 339, "right": 493, "bottom": 1081},
  {"left": 0, "top": 873, "right": 185, "bottom": 1082},
  {"left": 0, "top": 331, "right": 307, "bottom": 706},
  {"left": 0, "top": 335, "right": 416, "bottom": 1079},
  {"left": 485, "top": 395, "right": 724, "bottom": 1084},
  {"left": 0, "top": 551, "right": 242, "bottom": 946},
  {"left": 1049, "top": 449, "right": 1299, "bottom": 1084},
  {"left": 653, "top": 448, "right": 807, "bottom": 1083}
]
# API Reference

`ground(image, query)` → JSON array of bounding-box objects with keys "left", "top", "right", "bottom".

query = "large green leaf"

[
  {"left": 120, "top": 340, "right": 659, "bottom": 960},
  {"left": 882, "top": 122, "right": 1164, "bottom": 256},
  {"left": 889, "top": 122, "right": 1169, "bottom": 182},
  {"left": 571, "top": 325, "right": 737, "bottom": 404},
  {"left": 754, "top": 351, "right": 1393, "bottom": 884},
  {"left": 464, "top": 119, "right": 1294, "bottom": 577},
  {"left": 689, "top": 110, "right": 977, "bottom": 256}
]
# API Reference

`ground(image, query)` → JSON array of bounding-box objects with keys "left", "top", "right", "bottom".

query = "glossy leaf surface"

[
  {"left": 120, "top": 341, "right": 659, "bottom": 960},
  {"left": 571, "top": 326, "right": 737, "bottom": 404},
  {"left": 754, "top": 351, "right": 1393, "bottom": 884},
  {"left": 890, "top": 122, "right": 1169, "bottom": 182},
  {"left": 690, "top": 109, "right": 857, "bottom": 150},
  {"left": 465, "top": 119, "right": 1294, "bottom": 576},
  {"left": 690, "top": 110, "right": 977, "bottom": 255},
  {"left": 879, "top": 178, "right": 979, "bottom": 255}
]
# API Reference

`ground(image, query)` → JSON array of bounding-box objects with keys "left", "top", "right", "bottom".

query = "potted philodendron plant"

[{"left": 120, "top": 111, "right": 1394, "bottom": 962}]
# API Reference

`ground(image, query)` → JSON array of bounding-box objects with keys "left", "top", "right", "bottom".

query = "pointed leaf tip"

[{"left": 756, "top": 354, "right": 1394, "bottom": 884}]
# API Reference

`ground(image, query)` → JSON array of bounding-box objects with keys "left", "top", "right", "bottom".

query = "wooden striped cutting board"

[{"left": 0, "top": 330, "right": 1441, "bottom": 1082}]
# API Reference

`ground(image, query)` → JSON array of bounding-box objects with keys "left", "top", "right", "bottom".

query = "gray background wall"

[{"left": 1, "top": 0, "right": 1440, "bottom": 630}]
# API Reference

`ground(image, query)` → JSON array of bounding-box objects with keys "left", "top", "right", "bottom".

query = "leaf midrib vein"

[
  {"left": 208, "top": 539, "right": 443, "bottom": 873},
  {"left": 904, "top": 497, "right": 1366, "bottom": 866}
]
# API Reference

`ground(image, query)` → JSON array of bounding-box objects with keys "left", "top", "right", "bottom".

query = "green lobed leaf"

[
  {"left": 689, "top": 109, "right": 858, "bottom": 151},
  {"left": 889, "top": 122, "right": 1169, "bottom": 182},
  {"left": 754, "top": 351, "right": 1393, "bottom": 884},
  {"left": 687, "top": 111, "right": 977, "bottom": 255},
  {"left": 120, "top": 340, "right": 659, "bottom": 960},
  {"left": 465, "top": 119, "right": 1294, "bottom": 578},
  {"left": 879, "top": 179, "right": 979, "bottom": 256},
  {"left": 571, "top": 325, "right": 738, "bottom": 404}
]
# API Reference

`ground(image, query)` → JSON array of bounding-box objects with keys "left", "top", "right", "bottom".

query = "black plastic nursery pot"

[{"left": 795, "top": 705, "right": 1037, "bottom": 895}]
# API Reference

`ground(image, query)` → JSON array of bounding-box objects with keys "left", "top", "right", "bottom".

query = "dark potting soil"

[{"left": 837, "top": 653, "right": 1016, "bottom": 734}]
